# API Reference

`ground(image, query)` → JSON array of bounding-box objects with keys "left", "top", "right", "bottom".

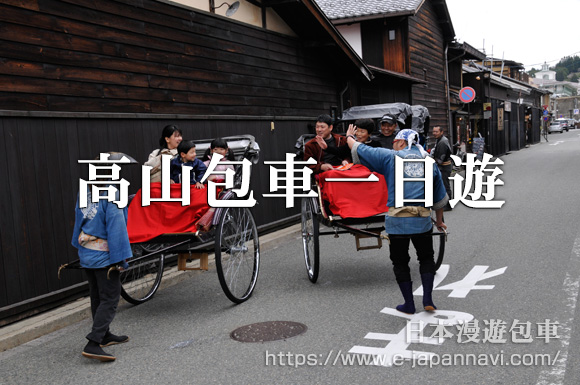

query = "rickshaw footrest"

[
  {"left": 177, "top": 252, "right": 209, "bottom": 271},
  {"left": 355, "top": 233, "right": 383, "bottom": 251}
]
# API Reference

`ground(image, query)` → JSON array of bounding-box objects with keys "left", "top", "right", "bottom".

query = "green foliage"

[
  {"left": 571, "top": 73, "right": 579, "bottom": 83},
  {"left": 556, "top": 68, "right": 569, "bottom": 81},
  {"left": 555, "top": 55, "right": 580, "bottom": 73},
  {"left": 527, "top": 67, "right": 540, "bottom": 77}
]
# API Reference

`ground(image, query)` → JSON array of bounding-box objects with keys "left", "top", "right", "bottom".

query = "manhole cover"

[{"left": 230, "top": 321, "right": 307, "bottom": 343}]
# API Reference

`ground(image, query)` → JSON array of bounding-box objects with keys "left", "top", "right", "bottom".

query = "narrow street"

[{"left": 2, "top": 132, "right": 580, "bottom": 384}]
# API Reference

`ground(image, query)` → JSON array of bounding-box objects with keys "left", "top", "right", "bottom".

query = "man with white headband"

[{"left": 345, "top": 126, "right": 448, "bottom": 314}]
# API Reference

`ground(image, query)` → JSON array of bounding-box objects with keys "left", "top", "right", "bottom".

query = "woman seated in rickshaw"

[{"left": 144, "top": 124, "right": 183, "bottom": 182}]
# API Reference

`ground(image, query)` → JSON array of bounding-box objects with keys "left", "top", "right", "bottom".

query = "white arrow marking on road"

[{"left": 549, "top": 141, "right": 564, "bottom": 146}]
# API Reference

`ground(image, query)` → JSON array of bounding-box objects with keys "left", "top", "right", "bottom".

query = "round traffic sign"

[{"left": 459, "top": 87, "right": 476, "bottom": 103}]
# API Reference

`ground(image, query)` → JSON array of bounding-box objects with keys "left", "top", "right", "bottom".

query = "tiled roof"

[{"left": 315, "top": 0, "right": 424, "bottom": 20}]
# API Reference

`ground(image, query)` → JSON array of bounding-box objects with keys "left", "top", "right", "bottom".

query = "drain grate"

[{"left": 230, "top": 321, "right": 307, "bottom": 343}]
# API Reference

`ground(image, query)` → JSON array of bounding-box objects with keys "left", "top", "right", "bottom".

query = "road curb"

[{"left": 0, "top": 224, "right": 301, "bottom": 352}]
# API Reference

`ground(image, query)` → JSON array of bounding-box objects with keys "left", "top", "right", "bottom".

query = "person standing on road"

[
  {"left": 345, "top": 127, "right": 448, "bottom": 314},
  {"left": 375, "top": 114, "right": 399, "bottom": 149},
  {"left": 72, "top": 153, "right": 132, "bottom": 362},
  {"left": 431, "top": 126, "right": 453, "bottom": 211}
]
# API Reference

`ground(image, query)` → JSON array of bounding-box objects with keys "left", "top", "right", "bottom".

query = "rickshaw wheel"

[
  {"left": 215, "top": 206, "right": 260, "bottom": 304},
  {"left": 434, "top": 232, "right": 446, "bottom": 271},
  {"left": 301, "top": 198, "right": 319, "bottom": 283},
  {"left": 120, "top": 244, "right": 165, "bottom": 305}
]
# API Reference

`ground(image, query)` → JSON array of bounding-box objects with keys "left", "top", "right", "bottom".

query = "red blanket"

[
  {"left": 127, "top": 183, "right": 210, "bottom": 243},
  {"left": 318, "top": 165, "right": 388, "bottom": 218}
]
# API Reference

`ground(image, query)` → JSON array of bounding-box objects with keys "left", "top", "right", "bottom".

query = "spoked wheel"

[
  {"left": 433, "top": 232, "right": 446, "bottom": 271},
  {"left": 120, "top": 244, "right": 165, "bottom": 305},
  {"left": 301, "top": 198, "right": 320, "bottom": 283},
  {"left": 215, "top": 207, "right": 260, "bottom": 304}
]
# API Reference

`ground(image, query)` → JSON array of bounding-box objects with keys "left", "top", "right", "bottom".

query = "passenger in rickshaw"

[
  {"left": 346, "top": 127, "right": 448, "bottom": 314},
  {"left": 170, "top": 140, "right": 207, "bottom": 188},
  {"left": 315, "top": 118, "right": 381, "bottom": 159},
  {"left": 202, "top": 137, "right": 235, "bottom": 182},
  {"left": 303, "top": 114, "right": 351, "bottom": 174},
  {"left": 144, "top": 124, "right": 183, "bottom": 182},
  {"left": 375, "top": 114, "right": 399, "bottom": 149}
]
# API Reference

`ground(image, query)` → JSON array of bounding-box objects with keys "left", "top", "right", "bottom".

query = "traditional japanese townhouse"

[
  {"left": 0, "top": 0, "right": 375, "bottom": 324},
  {"left": 315, "top": 0, "right": 455, "bottom": 133},
  {"left": 461, "top": 61, "right": 545, "bottom": 155},
  {"left": 447, "top": 42, "right": 487, "bottom": 152}
]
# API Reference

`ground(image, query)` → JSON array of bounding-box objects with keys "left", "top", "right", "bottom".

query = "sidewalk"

[{"left": 0, "top": 224, "right": 301, "bottom": 352}]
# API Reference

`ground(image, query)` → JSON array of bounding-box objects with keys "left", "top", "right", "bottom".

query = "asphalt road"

[{"left": 2, "top": 130, "right": 580, "bottom": 385}]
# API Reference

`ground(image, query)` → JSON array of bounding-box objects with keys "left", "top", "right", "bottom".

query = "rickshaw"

[
  {"left": 296, "top": 103, "right": 447, "bottom": 283},
  {"left": 60, "top": 135, "right": 261, "bottom": 305}
]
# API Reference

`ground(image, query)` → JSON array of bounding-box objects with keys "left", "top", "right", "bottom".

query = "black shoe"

[
  {"left": 82, "top": 341, "right": 116, "bottom": 362},
  {"left": 100, "top": 332, "right": 130, "bottom": 347}
]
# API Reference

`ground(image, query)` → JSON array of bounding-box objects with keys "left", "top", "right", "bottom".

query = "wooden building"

[
  {"left": 0, "top": 0, "right": 375, "bottom": 324},
  {"left": 315, "top": 0, "right": 455, "bottom": 132},
  {"left": 460, "top": 62, "right": 545, "bottom": 156}
]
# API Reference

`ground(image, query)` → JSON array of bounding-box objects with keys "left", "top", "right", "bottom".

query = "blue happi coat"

[
  {"left": 71, "top": 190, "right": 132, "bottom": 268},
  {"left": 351, "top": 142, "right": 448, "bottom": 235}
]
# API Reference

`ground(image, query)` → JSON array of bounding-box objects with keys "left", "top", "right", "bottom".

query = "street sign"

[
  {"left": 575, "top": 109, "right": 579, "bottom": 114},
  {"left": 544, "top": 116, "right": 548, "bottom": 121},
  {"left": 459, "top": 87, "right": 476, "bottom": 103},
  {"left": 543, "top": 110, "right": 548, "bottom": 115}
]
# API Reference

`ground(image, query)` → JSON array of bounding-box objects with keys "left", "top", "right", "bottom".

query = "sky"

[{"left": 445, "top": 0, "right": 580, "bottom": 70}]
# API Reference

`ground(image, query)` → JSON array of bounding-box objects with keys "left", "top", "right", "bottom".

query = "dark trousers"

[
  {"left": 438, "top": 163, "right": 452, "bottom": 201},
  {"left": 85, "top": 268, "right": 121, "bottom": 343},
  {"left": 388, "top": 230, "right": 435, "bottom": 283}
]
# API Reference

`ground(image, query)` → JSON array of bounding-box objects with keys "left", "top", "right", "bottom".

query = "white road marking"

[
  {"left": 536, "top": 229, "right": 580, "bottom": 385},
  {"left": 413, "top": 264, "right": 507, "bottom": 298}
]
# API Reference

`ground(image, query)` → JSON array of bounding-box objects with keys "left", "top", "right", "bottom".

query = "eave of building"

[
  {"left": 368, "top": 65, "right": 427, "bottom": 84},
  {"left": 329, "top": 9, "right": 417, "bottom": 25}
]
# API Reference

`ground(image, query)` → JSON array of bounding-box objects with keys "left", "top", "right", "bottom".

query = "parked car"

[
  {"left": 548, "top": 122, "right": 564, "bottom": 134},
  {"left": 568, "top": 119, "right": 576, "bottom": 129},
  {"left": 556, "top": 118, "right": 569, "bottom": 131}
]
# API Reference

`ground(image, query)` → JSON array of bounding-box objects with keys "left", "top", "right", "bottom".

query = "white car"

[
  {"left": 555, "top": 119, "right": 569, "bottom": 132},
  {"left": 548, "top": 122, "right": 564, "bottom": 134}
]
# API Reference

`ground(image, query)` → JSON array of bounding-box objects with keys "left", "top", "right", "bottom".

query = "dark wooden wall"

[
  {"left": 0, "top": 0, "right": 361, "bottom": 322},
  {"left": 0, "top": 0, "right": 342, "bottom": 115},
  {"left": 0, "top": 115, "right": 312, "bottom": 323},
  {"left": 409, "top": 0, "right": 449, "bottom": 134}
]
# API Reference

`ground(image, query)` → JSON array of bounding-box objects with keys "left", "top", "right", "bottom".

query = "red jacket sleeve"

[{"left": 304, "top": 139, "right": 323, "bottom": 174}]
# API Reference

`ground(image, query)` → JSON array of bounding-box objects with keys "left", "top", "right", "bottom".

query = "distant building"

[
  {"left": 534, "top": 62, "right": 557, "bottom": 80},
  {"left": 532, "top": 62, "right": 578, "bottom": 97},
  {"left": 532, "top": 79, "right": 578, "bottom": 97}
]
